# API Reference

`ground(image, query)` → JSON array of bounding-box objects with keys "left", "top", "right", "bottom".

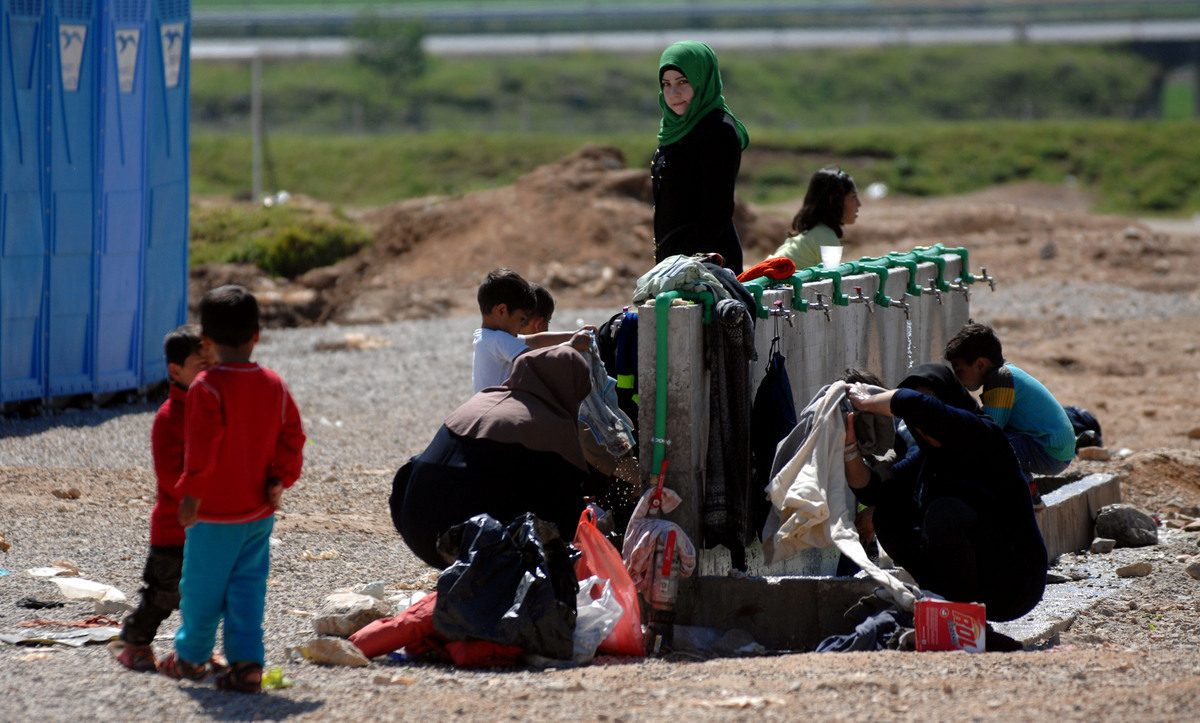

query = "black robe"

[{"left": 651, "top": 108, "right": 744, "bottom": 274}]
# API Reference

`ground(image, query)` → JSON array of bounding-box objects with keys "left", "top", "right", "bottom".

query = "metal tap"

[
  {"left": 947, "top": 278, "right": 971, "bottom": 303},
  {"left": 889, "top": 292, "right": 915, "bottom": 320},
  {"left": 925, "top": 278, "right": 943, "bottom": 305},
  {"left": 769, "top": 300, "right": 793, "bottom": 327},
  {"left": 978, "top": 266, "right": 996, "bottom": 292},
  {"left": 808, "top": 292, "right": 832, "bottom": 322},
  {"left": 849, "top": 286, "right": 874, "bottom": 314}
]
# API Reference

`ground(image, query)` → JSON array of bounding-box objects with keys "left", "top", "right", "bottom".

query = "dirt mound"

[
  {"left": 191, "top": 144, "right": 789, "bottom": 326},
  {"left": 189, "top": 151, "right": 1195, "bottom": 327}
]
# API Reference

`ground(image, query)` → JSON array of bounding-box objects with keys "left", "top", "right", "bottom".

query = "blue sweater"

[{"left": 981, "top": 363, "right": 1075, "bottom": 462}]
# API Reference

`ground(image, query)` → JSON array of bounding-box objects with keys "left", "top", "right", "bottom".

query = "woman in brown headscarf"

[{"left": 391, "top": 346, "right": 592, "bottom": 568}]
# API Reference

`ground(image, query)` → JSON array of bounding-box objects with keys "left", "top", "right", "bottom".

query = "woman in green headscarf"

[{"left": 651, "top": 41, "right": 750, "bottom": 274}]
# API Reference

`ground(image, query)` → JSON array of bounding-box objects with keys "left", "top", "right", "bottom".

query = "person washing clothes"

[
  {"left": 521, "top": 282, "right": 638, "bottom": 530},
  {"left": 392, "top": 346, "right": 593, "bottom": 568},
  {"left": 651, "top": 40, "right": 749, "bottom": 274},
  {"left": 769, "top": 166, "right": 862, "bottom": 271},
  {"left": 472, "top": 268, "right": 595, "bottom": 393},
  {"left": 845, "top": 364, "right": 1046, "bottom": 624}
]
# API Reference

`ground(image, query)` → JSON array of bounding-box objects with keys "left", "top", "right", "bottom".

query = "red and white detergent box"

[{"left": 914, "top": 599, "right": 986, "bottom": 653}]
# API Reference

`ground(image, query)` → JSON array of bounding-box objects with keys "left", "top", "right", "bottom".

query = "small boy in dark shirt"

[{"left": 110, "top": 325, "right": 212, "bottom": 672}]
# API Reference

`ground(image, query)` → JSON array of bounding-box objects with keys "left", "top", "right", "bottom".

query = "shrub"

[{"left": 190, "top": 203, "right": 372, "bottom": 278}]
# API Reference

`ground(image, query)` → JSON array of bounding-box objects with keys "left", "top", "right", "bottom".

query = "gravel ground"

[{"left": 2, "top": 297, "right": 1199, "bottom": 721}]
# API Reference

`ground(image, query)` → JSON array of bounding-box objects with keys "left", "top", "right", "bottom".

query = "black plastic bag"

[
  {"left": 1063, "top": 404, "right": 1103, "bottom": 450},
  {"left": 433, "top": 513, "right": 578, "bottom": 660}
]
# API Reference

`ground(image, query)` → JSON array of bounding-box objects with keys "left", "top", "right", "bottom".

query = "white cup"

[{"left": 820, "top": 245, "right": 843, "bottom": 268}]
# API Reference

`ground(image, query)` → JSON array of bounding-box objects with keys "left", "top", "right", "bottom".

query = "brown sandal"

[
  {"left": 157, "top": 652, "right": 211, "bottom": 681},
  {"left": 215, "top": 661, "right": 263, "bottom": 694}
]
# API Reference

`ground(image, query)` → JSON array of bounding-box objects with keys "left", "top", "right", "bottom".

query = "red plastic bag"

[
  {"left": 348, "top": 593, "right": 441, "bottom": 659},
  {"left": 573, "top": 508, "right": 646, "bottom": 656},
  {"left": 444, "top": 640, "right": 523, "bottom": 668}
]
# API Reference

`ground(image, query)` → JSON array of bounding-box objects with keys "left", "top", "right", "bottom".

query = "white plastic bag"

[
  {"left": 48, "top": 577, "right": 127, "bottom": 603},
  {"left": 573, "top": 576, "right": 624, "bottom": 664}
]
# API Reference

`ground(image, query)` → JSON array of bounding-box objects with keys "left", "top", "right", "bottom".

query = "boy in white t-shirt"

[{"left": 472, "top": 269, "right": 595, "bottom": 393}]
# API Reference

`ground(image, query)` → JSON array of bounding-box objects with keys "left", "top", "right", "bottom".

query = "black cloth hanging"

[{"left": 750, "top": 346, "right": 797, "bottom": 540}]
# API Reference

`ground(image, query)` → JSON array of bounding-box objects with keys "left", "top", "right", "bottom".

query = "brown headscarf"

[{"left": 445, "top": 345, "right": 591, "bottom": 470}]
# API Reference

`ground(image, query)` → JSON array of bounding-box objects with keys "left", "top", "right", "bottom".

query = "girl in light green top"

[{"left": 770, "top": 166, "right": 862, "bottom": 269}]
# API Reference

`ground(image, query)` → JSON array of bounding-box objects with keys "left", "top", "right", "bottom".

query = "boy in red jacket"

[
  {"left": 111, "top": 325, "right": 212, "bottom": 672},
  {"left": 158, "top": 286, "right": 306, "bottom": 693}
]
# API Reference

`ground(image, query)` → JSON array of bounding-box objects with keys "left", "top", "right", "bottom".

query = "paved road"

[{"left": 192, "top": 17, "right": 1200, "bottom": 60}]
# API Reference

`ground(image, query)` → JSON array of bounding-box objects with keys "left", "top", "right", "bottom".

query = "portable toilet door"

[
  {"left": 47, "top": 0, "right": 101, "bottom": 399},
  {"left": 0, "top": 0, "right": 50, "bottom": 404},
  {"left": 95, "top": 0, "right": 150, "bottom": 393},
  {"left": 140, "top": 0, "right": 188, "bottom": 386}
]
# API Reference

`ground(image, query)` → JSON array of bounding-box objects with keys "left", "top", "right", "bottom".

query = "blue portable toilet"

[
  {"left": 0, "top": 0, "right": 50, "bottom": 404},
  {"left": 96, "top": 0, "right": 153, "bottom": 394},
  {"left": 48, "top": 0, "right": 101, "bottom": 398},
  {"left": 139, "top": 0, "right": 190, "bottom": 387},
  {"left": 0, "top": 0, "right": 189, "bottom": 406}
]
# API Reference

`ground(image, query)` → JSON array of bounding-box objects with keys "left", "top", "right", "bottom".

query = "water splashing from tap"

[{"left": 905, "top": 319, "right": 914, "bottom": 371}]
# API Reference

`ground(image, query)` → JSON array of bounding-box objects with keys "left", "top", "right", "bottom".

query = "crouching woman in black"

[
  {"left": 844, "top": 363, "right": 1046, "bottom": 622},
  {"left": 391, "top": 346, "right": 590, "bottom": 568}
]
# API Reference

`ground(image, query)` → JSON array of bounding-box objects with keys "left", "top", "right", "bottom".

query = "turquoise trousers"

[{"left": 175, "top": 515, "right": 274, "bottom": 665}]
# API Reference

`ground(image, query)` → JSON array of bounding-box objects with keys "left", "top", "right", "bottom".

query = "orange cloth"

[{"left": 737, "top": 257, "right": 796, "bottom": 283}]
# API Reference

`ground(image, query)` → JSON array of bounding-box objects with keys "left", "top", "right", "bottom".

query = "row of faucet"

[{"left": 766, "top": 267, "right": 996, "bottom": 322}]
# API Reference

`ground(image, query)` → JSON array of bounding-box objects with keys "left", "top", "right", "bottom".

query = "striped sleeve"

[{"left": 980, "top": 365, "right": 1015, "bottom": 428}]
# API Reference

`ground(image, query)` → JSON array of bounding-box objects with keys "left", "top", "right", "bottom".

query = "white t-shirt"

[{"left": 472, "top": 328, "right": 528, "bottom": 393}]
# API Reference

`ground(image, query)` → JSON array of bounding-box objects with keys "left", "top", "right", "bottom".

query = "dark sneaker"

[{"left": 1031, "top": 490, "right": 1046, "bottom": 512}]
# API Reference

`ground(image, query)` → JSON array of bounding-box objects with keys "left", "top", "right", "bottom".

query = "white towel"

[{"left": 762, "top": 381, "right": 916, "bottom": 610}]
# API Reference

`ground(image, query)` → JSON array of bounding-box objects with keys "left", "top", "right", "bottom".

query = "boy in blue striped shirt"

[{"left": 945, "top": 322, "right": 1075, "bottom": 508}]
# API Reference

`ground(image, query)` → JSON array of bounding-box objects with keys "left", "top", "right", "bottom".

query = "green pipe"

[
  {"left": 881, "top": 252, "right": 927, "bottom": 297},
  {"left": 807, "top": 265, "right": 853, "bottom": 306},
  {"left": 907, "top": 246, "right": 951, "bottom": 292},
  {"left": 745, "top": 282, "right": 769, "bottom": 319},
  {"left": 935, "top": 244, "right": 978, "bottom": 284},
  {"left": 851, "top": 260, "right": 894, "bottom": 307},
  {"left": 651, "top": 290, "right": 680, "bottom": 477},
  {"left": 743, "top": 275, "right": 812, "bottom": 313}
]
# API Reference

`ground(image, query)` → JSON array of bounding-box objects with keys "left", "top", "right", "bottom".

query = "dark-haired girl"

[
  {"left": 770, "top": 166, "right": 862, "bottom": 270},
  {"left": 651, "top": 41, "right": 750, "bottom": 274}
]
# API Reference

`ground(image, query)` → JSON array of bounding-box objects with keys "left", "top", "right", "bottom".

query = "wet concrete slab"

[{"left": 1035, "top": 472, "right": 1121, "bottom": 563}]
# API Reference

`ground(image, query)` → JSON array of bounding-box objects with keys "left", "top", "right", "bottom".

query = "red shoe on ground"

[{"left": 108, "top": 640, "right": 158, "bottom": 673}]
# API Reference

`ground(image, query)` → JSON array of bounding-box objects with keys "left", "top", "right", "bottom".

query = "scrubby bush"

[{"left": 190, "top": 204, "right": 371, "bottom": 278}]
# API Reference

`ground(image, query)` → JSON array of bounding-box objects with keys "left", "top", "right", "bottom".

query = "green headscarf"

[{"left": 656, "top": 40, "right": 749, "bottom": 150}]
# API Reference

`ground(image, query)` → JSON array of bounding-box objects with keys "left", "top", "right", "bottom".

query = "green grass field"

[{"left": 191, "top": 120, "right": 1200, "bottom": 215}]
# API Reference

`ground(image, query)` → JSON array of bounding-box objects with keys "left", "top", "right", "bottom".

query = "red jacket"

[
  {"left": 149, "top": 385, "right": 188, "bottom": 546},
  {"left": 178, "top": 362, "right": 305, "bottom": 523}
]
